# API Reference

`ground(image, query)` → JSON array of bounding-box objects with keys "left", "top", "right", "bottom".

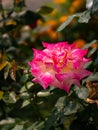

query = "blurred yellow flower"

[
  {"left": 69, "top": 0, "right": 84, "bottom": 14},
  {"left": 37, "top": 20, "right": 57, "bottom": 28},
  {"left": 5, "top": 20, "right": 17, "bottom": 26},
  {"left": 45, "top": 20, "right": 57, "bottom": 27},
  {"left": 37, "top": 19, "right": 61, "bottom": 41},
  {"left": 37, "top": 19, "right": 43, "bottom": 25},
  {"left": 74, "top": 39, "right": 86, "bottom": 48},
  {"left": 53, "top": 0, "right": 66, "bottom": 4},
  {"left": 14, "top": 0, "right": 22, "bottom": 3},
  {"left": 72, "top": 0, "right": 82, "bottom": 8},
  {"left": 91, "top": 42, "right": 98, "bottom": 48},
  {"left": 59, "top": 15, "right": 69, "bottom": 23},
  {"left": 69, "top": 6, "right": 76, "bottom": 14},
  {"left": 49, "top": 30, "right": 57, "bottom": 39}
]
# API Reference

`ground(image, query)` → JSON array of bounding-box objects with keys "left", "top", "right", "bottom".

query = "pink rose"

[{"left": 29, "top": 42, "right": 91, "bottom": 93}]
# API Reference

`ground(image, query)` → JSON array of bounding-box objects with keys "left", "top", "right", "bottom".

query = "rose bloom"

[{"left": 29, "top": 42, "right": 91, "bottom": 93}]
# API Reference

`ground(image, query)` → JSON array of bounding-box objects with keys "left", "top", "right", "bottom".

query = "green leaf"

[
  {"left": 3, "top": 91, "right": 17, "bottom": 104},
  {"left": 14, "top": 0, "right": 25, "bottom": 7},
  {"left": 74, "top": 87, "right": 89, "bottom": 100},
  {"left": 21, "top": 100, "right": 30, "bottom": 108},
  {"left": 83, "top": 39, "right": 97, "bottom": 49},
  {"left": 86, "top": 0, "right": 94, "bottom": 10},
  {"left": 37, "top": 90, "right": 52, "bottom": 97},
  {"left": 0, "top": 61, "right": 8, "bottom": 71},
  {"left": 14, "top": 7, "right": 22, "bottom": 12},
  {"left": 78, "top": 10, "right": 91, "bottom": 23},
  {"left": 37, "top": 6, "right": 54, "bottom": 15},
  {"left": 0, "top": 3, "right": 3, "bottom": 11},
  {"left": 24, "top": 121, "right": 44, "bottom": 130},
  {"left": 0, "top": 91, "right": 4, "bottom": 100},
  {"left": 17, "top": 63, "right": 27, "bottom": 70},
  {"left": 87, "top": 47, "right": 97, "bottom": 57},
  {"left": 20, "top": 74, "right": 29, "bottom": 84},
  {"left": 84, "top": 61, "right": 93, "bottom": 69},
  {"left": 20, "top": 92, "right": 31, "bottom": 100},
  {"left": 44, "top": 109, "right": 59, "bottom": 130},
  {"left": 94, "top": 58, "right": 98, "bottom": 66},
  {"left": 57, "top": 15, "right": 75, "bottom": 32},
  {"left": 55, "top": 96, "right": 66, "bottom": 111},
  {"left": 45, "top": 95, "right": 82, "bottom": 130},
  {"left": 11, "top": 124, "right": 24, "bottom": 130},
  {"left": 4, "top": 62, "right": 11, "bottom": 80},
  {"left": 83, "top": 73, "right": 98, "bottom": 83},
  {"left": 20, "top": 81, "right": 34, "bottom": 93},
  {"left": 90, "top": 0, "right": 98, "bottom": 14},
  {"left": 0, "top": 117, "right": 15, "bottom": 126},
  {"left": 55, "top": 96, "right": 82, "bottom": 116},
  {"left": 57, "top": 10, "right": 91, "bottom": 32},
  {"left": 33, "top": 121, "right": 44, "bottom": 130}
]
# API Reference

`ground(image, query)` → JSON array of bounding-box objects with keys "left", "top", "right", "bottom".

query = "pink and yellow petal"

[{"left": 33, "top": 73, "right": 53, "bottom": 89}]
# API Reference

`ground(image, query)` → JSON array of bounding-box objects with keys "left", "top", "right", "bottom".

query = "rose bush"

[{"left": 29, "top": 42, "right": 91, "bottom": 93}]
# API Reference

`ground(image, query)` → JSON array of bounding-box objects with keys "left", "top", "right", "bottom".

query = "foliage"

[{"left": 0, "top": 0, "right": 98, "bottom": 129}]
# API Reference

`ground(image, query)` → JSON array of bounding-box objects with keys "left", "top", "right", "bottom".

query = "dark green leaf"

[
  {"left": 94, "top": 58, "right": 98, "bottom": 66},
  {"left": 20, "top": 74, "right": 29, "bottom": 84},
  {"left": 44, "top": 109, "right": 59, "bottom": 130},
  {"left": 0, "top": 3, "right": 3, "bottom": 11},
  {"left": 37, "top": 6, "right": 54, "bottom": 15}
]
